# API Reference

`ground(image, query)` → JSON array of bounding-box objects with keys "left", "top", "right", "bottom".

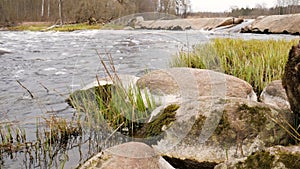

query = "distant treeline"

[
  {"left": 190, "top": 5, "right": 300, "bottom": 18},
  {"left": 1, "top": 0, "right": 300, "bottom": 27},
  {"left": 230, "top": 5, "right": 300, "bottom": 18},
  {"left": 0, "top": 0, "right": 144, "bottom": 26},
  {"left": 0, "top": 0, "right": 192, "bottom": 26}
]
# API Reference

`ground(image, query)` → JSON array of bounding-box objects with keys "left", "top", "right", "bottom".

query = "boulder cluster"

[{"left": 75, "top": 66, "right": 299, "bottom": 168}]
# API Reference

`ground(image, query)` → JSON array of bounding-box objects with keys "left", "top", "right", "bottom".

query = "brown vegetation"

[{"left": 0, "top": 0, "right": 190, "bottom": 27}]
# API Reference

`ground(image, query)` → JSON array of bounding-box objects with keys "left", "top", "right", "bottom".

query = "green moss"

[
  {"left": 236, "top": 150, "right": 275, "bottom": 169},
  {"left": 211, "top": 112, "right": 237, "bottom": 144},
  {"left": 214, "top": 112, "right": 231, "bottom": 135},
  {"left": 278, "top": 153, "right": 300, "bottom": 168},
  {"left": 188, "top": 115, "right": 207, "bottom": 136},
  {"left": 238, "top": 104, "right": 268, "bottom": 132},
  {"left": 138, "top": 104, "right": 179, "bottom": 138}
]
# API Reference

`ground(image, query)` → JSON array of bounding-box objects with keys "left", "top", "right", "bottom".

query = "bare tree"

[
  {"left": 175, "top": 0, "right": 191, "bottom": 16},
  {"left": 48, "top": 0, "right": 51, "bottom": 17},
  {"left": 58, "top": 0, "right": 63, "bottom": 25},
  {"left": 41, "top": 0, "right": 45, "bottom": 17}
]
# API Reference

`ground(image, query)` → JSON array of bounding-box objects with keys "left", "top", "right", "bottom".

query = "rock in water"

[
  {"left": 0, "top": 49, "right": 10, "bottom": 55},
  {"left": 282, "top": 41, "right": 300, "bottom": 128}
]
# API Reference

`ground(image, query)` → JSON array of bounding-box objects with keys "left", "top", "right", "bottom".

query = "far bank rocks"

[
  {"left": 241, "top": 13, "right": 300, "bottom": 35},
  {"left": 135, "top": 17, "right": 243, "bottom": 31},
  {"left": 129, "top": 14, "right": 300, "bottom": 35}
]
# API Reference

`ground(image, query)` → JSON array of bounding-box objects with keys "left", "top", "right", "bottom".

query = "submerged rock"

[
  {"left": 260, "top": 80, "right": 290, "bottom": 110},
  {"left": 0, "top": 49, "right": 11, "bottom": 55},
  {"left": 215, "top": 145, "right": 300, "bottom": 169},
  {"left": 79, "top": 142, "right": 174, "bottom": 169}
]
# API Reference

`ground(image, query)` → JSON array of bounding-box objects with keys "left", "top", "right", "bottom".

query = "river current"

[{"left": 0, "top": 29, "right": 297, "bottom": 168}]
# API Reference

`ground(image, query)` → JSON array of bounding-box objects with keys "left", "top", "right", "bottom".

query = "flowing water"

[{"left": 0, "top": 29, "right": 297, "bottom": 168}]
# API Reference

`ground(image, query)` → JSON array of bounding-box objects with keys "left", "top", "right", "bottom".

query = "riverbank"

[
  {"left": 2, "top": 22, "right": 125, "bottom": 31},
  {"left": 3, "top": 13, "right": 300, "bottom": 35}
]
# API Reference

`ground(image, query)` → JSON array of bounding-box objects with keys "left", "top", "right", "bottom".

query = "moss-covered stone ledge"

[
  {"left": 153, "top": 97, "right": 295, "bottom": 168},
  {"left": 215, "top": 145, "right": 300, "bottom": 169}
]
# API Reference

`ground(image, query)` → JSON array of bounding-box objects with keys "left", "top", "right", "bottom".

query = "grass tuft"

[
  {"left": 7, "top": 23, "right": 124, "bottom": 31},
  {"left": 68, "top": 53, "right": 157, "bottom": 136},
  {"left": 171, "top": 38, "right": 298, "bottom": 95}
]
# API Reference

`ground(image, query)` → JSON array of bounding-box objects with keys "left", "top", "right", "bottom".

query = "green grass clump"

[
  {"left": 171, "top": 38, "right": 298, "bottom": 94},
  {"left": 8, "top": 24, "right": 51, "bottom": 31},
  {"left": 52, "top": 23, "right": 101, "bottom": 32},
  {"left": 70, "top": 81, "right": 157, "bottom": 136},
  {"left": 69, "top": 54, "right": 157, "bottom": 136},
  {"left": 8, "top": 23, "right": 124, "bottom": 31}
]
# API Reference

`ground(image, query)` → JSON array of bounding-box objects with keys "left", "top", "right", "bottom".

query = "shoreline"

[{"left": 2, "top": 14, "right": 300, "bottom": 36}]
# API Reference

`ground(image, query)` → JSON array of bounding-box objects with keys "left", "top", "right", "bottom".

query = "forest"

[
  {"left": 1, "top": 0, "right": 300, "bottom": 27},
  {"left": 0, "top": 0, "right": 191, "bottom": 26}
]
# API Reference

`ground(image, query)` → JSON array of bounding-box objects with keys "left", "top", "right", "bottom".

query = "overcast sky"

[{"left": 190, "top": 0, "right": 277, "bottom": 12}]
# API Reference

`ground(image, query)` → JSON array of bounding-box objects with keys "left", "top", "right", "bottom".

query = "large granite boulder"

[
  {"left": 137, "top": 68, "right": 257, "bottom": 101},
  {"left": 241, "top": 14, "right": 300, "bottom": 35},
  {"left": 79, "top": 142, "right": 174, "bottom": 169},
  {"left": 260, "top": 80, "right": 290, "bottom": 110},
  {"left": 153, "top": 97, "right": 294, "bottom": 168},
  {"left": 215, "top": 145, "right": 300, "bottom": 169}
]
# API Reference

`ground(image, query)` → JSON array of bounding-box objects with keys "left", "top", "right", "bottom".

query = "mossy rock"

[
  {"left": 216, "top": 145, "right": 300, "bottom": 169},
  {"left": 135, "top": 104, "right": 179, "bottom": 138},
  {"left": 236, "top": 150, "right": 275, "bottom": 169},
  {"left": 154, "top": 97, "right": 295, "bottom": 166}
]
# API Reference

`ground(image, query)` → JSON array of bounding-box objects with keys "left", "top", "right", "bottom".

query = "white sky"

[{"left": 190, "top": 0, "right": 277, "bottom": 12}]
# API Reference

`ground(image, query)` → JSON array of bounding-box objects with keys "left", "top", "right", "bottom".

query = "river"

[{"left": 0, "top": 29, "right": 297, "bottom": 168}]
